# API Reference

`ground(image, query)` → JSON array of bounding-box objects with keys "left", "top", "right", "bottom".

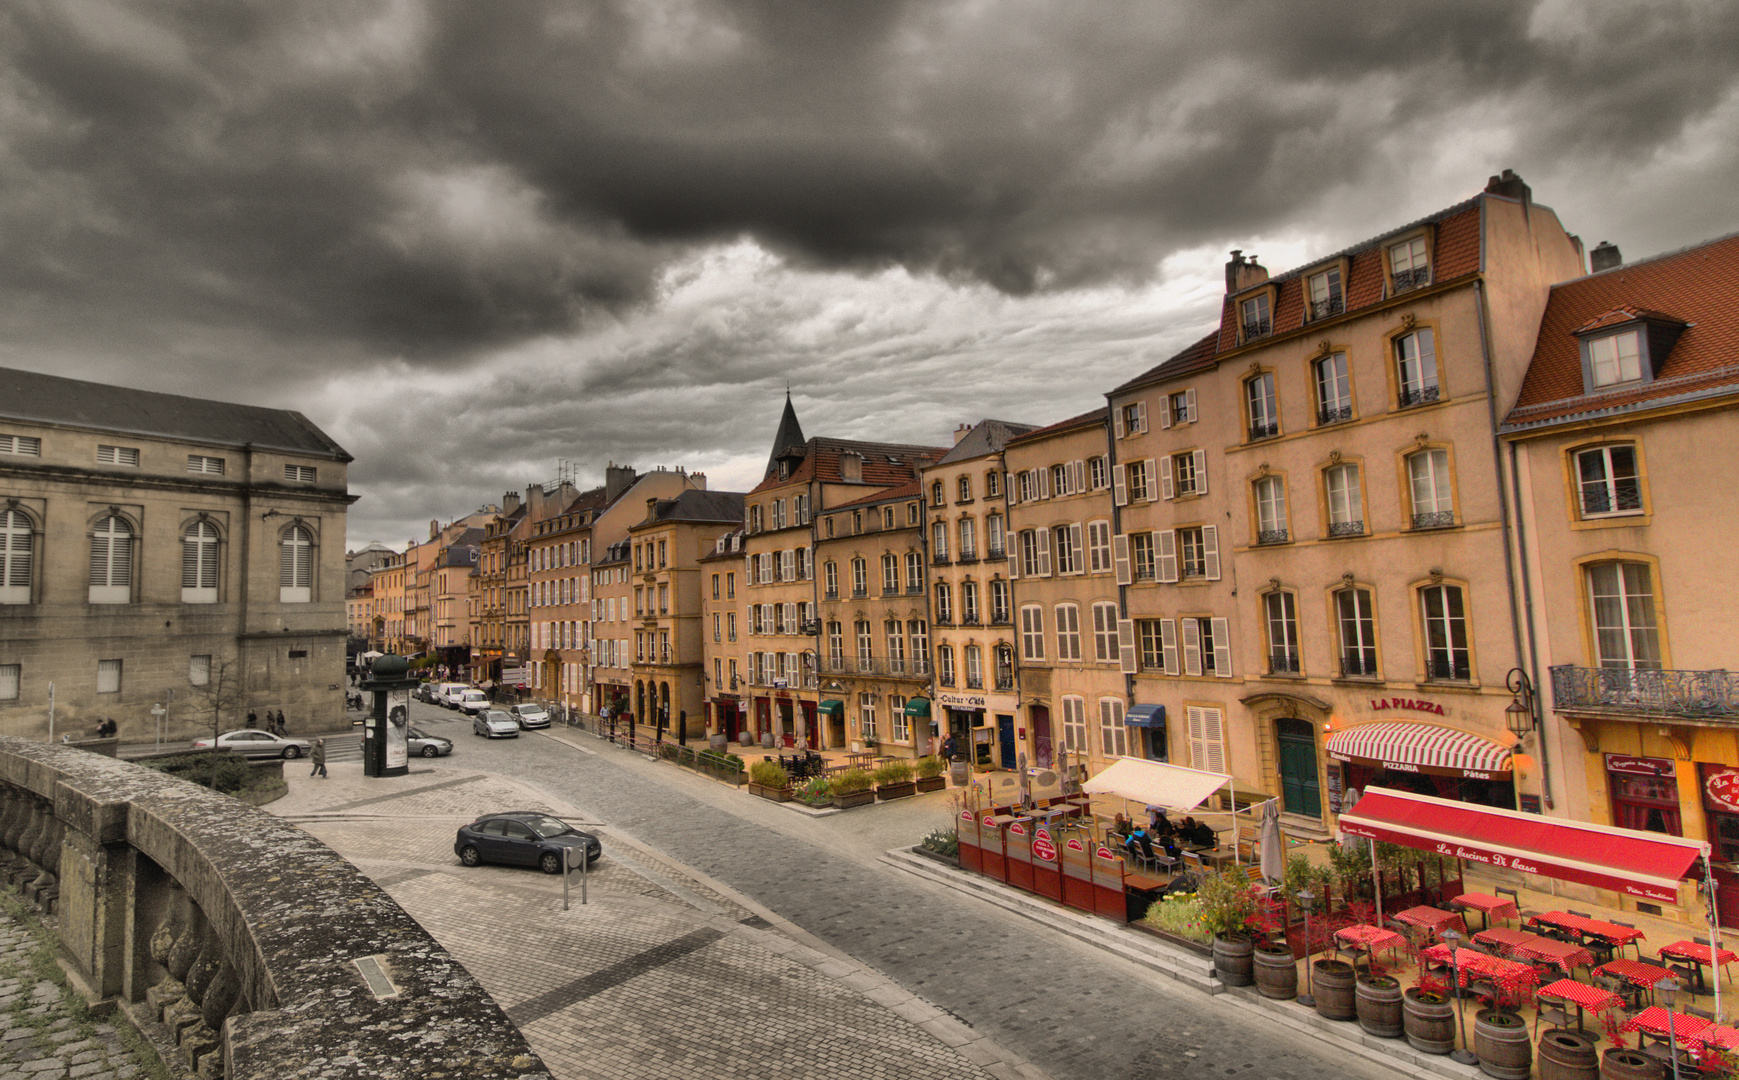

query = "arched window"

[
  {"left": 89, "top": 515, "right": 133, "bottom": 603},
  {"left": 0, "top": 508, "right": 32, "bottom": 604},
  {"left": 182, "top": 520, "right": 220, "bottom": 603},
  {"left": 279, "top": 524, "right": 313, "bottom": 603}
]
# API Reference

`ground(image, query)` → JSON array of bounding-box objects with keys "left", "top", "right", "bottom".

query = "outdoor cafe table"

[
  {"left": 1474, "top": 927, "right": 1545, "bottom": 954},
  {"left": 1658, "top": 940, "right": 1739, "bottom": 995},
  {"left": 1537, "top": 978, "right": 1624, "bottom": 1033},
  {"left": 1395, "top": 905, "right": 1466, "bottom": 939},
  {"left": 1454, "top": 892, "right": 1521, "bottom": 930},
  {"left": 1336, "top": 925, "right": 1406, "bottom": 968},
  {"left": 1511, "top": 937, "right": 1596, "bottom": 975},
  {"left": 1422, "top": 944, "right": 1540, "bottom": 990},
  {"left": 1686, "top": 1025, "right": 1739, "bottom": 1052},
  {"left": 1596, "top": 959, "right": 1677, "bottom": 1006},
  {"left": 1530, "top": 911, "right": 1648, "bottom": 953}
]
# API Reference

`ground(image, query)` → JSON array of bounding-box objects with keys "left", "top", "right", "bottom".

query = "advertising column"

[{"left": 386, "top": 689, "right": 409, "bottom": 772}]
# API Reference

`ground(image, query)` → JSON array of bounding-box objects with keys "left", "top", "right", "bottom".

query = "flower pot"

[
  {"left": 1402, "top": 988, "right": 1455, "bottom": 1055},
  {"left": 1473, "top": 1009, "right": 1531, "bottom": 1080},
  {"left": 832, "top": 789, "right": 875, "bottom": 809},
  {"left": 1355, "top": 975, "right": 1403, "bottom": 1038},
  {"left": 748, "top": 783, "right": 792, "bottom": 802},
  {"left": 915, "top": 776, "right": 945, "bottom": 793},
  {"left": 1312, "top": 960, "right": 1357, "bottom": 1021},
  {"left": 1212, "top": 935, "right": 1254, "bottom": 986},
  {"left": 876, "top": 781, "right": 917, "bottom": 801},
  {"left": 1252, "top": 945, "right": 1297, "bottom": 1000}
]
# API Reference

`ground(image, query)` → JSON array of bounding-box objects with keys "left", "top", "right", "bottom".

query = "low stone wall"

[{"left": 0, "top": 737, "right": 549, "bottom": 1079}]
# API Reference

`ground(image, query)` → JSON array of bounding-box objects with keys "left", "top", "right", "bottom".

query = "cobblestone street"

[{"left": 0, "top": 904, "right": 149, "bottom": 1080}]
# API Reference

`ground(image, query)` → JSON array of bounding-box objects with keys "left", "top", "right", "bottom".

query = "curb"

[{"left": 881, "top": 848, "right": 1485, "bottom": 1080}]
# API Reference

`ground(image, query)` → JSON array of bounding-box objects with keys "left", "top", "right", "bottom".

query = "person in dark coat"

[
  {"left": 247, "top": 709, "right": 258, "bottom": 728},
  {"left": 940, "top": 733, "right": 960, "bottom": 762},
  {"left": 310, "top": 739, "right": 327, "bottom": 778}
]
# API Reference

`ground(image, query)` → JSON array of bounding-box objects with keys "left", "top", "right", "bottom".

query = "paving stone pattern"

[{"left": 0, "top": 914, "right": 145, "bottom": 1080}]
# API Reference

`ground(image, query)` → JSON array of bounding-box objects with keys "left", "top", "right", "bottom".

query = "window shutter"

[
  {"left": 1072, "top": 460, "right": 1085, "bottom": 493},
  {"left": 1185, "top": 389, "right": 1199, "bottom": 422},
  {"left": 1068, "top": 524, "right": 1082, "bottom": 573},
  {"left": 1114, "top": 408, "right": 1125, "bottom": 439},
  {"left": 1203, "top": 707, "right": 1225, "bottom": 772},
  {"left": 1187, "top": 705, "right": 1205, "bottom": 770},
  {"left": 1158, "top": 530, "right": 1177, "bottom": 582},
  {"left": 183, "top": 536, "right": 199, "bottom": 589},
  {"left": 279, "top": 533, "right": 296, "bottom": 586},
  {"left": 1212, "top": 616, "right": 1232, "bottom": 678},
  {"left": 1135, "top": 401, "right": 1148, "bottom": 433},
  {"left": 1118, "top": 618, "right": 1137, "bottom": 674},
  {"left": 1193, "top": 449, "right": 1209, "bottom": 495},
  {"left": 1161, "top": 619, "right": 1178, "bottom": 675},
  {"left": 1203, "top": 525, "right": 1220, "bottom": 580},
  {"left": 1040, "top": 468, "right": 1052, "bottom": 500},
  {"left": 1036, "top": 528, "right": 1051, "bottom": 576},
  {"left": 745, "top": 553, "right": 754, "bottom": 582},
  {"left": 1160, "top": 456, "right": 1174, "bottom": 500},
  {"left": 1182, "top": 617, "right": 1203, "bottom": 676},
  {"left": 1113, "top": 467, "right": 1128, "bottom": 506},
  {"left": 1113, "top": 533, "right": 1131, "bottom": 586},
  {"left": 1160, "top": 401, "right": 1173, "bottom": 430},
  {"left": 1008, "top": 551, "right": 1020, "bottom": 580}
]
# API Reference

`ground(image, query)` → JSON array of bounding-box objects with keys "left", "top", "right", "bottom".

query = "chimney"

[
  {"left": 646, "top": 497, "right": 659, "bottom": 521},
  {"left": 605, "top": 463, "right": 637, "bottom": 503},
  {"left": 839, "top": 451, "right": 863, "bottom": 483},
  {"left": 1485, "top": 168, "right": 1531, "bottom": 208},
  {"left": 690, "top": 472, "right": 707, "bottom": 489},
  {"left": 429, "top": 519, "right": 439, "bottom": 540},
  {"left": 503, "top": 490, "right": 521, "bottom": 514},
  {"left": 1225, "top": 250, "right": 1269, "bottom": 294},
  {"left": 953, "top": 423, "right": 972, "bottom": 445},
  {"left": 1590, "top": 241, "right": 1623, "bottom": 273}
]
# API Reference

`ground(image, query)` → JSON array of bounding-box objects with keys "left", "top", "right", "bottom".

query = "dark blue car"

[{"left": 454, "top": 811, "right": 601, "bottom": 874}]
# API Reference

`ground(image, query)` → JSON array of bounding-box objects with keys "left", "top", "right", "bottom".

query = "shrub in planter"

[
  {"left": 874, "top": 760, "right": 916, "bottom": 799},
  {"left": 914, "top": 756, "right": 946, "bottom": 792},
  {"left": 793, "top": 776, "right": 832, "bottom": 807},
  {"left": 1197, "top": 868, "right": 1260, "bottom": 986},
  {"left": 1141, "top": 892, "right": 1209, "bottom": 945},
  {"left": 920, "top": 827, "right": 958, "bottom": 857},
  {"left": 748, "top": 759, "right": 791, "bottom": 800},
  {"left": 831, "top": 768, "right": 874, "bottom": 808}
]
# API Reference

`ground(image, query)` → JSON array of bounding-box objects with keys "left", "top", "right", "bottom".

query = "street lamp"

[
  {"left": 1296, "top": 889, "right": 1316, "bottom": 1007},
  {"left": 1657, "top": 977, "right": 1683, "bottom": 1080},
  {"left": 1505, "top": 668, "right": 1537, "bottom": 742},
  {"left": 1441, "top": 929, "right": 1477, "bottom": 1065}
]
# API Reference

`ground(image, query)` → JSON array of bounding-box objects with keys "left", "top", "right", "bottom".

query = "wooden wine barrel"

[
  {"left": 1537, "top": 1029, "right": 1599, "bottom": 1080},
  {"left": 1473, "top": 1009, "right": 1532, "bottom": 1080},
  {"left": 1252, "top": 946, "right": 1297, "bottom": 1000},
  {"left": 1599, "top": 1049, "right": 1664, "bottom": 1080},
  {"left": 1312, "top": 960, "right": 1357, "bottom": 1021},
  {"left": 1403, "top": 988, "right": 1455, "bottom": 1054},
  {"left": 1355, "top": 976, "right": 1403, "bottom": 1038},
  {"left": 1212, "top": 936, "right": 1254, "bottom": 987}
]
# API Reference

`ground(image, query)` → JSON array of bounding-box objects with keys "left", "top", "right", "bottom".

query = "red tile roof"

[
  {"left": 1005, "top": 407, "right": 1108, "bottom": 446},
  {"left": 749, "top": 437, "right": 945, "bottom": 496},
  {"left": 1505, "top": 231, "right": 1739, "bottom": 429},
  {"left": 1111, "top": 331, "right": 1219, "bottom": 395}
]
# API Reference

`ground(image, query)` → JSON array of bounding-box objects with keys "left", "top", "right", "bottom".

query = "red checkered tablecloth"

[
  {"left": 1336, "top": 925, "right": 1406, "bottom": 953},
  {"left": 1597, "top": 959, "right": 1676, "bottom": 988},
  {"left": 1513, "top": 937, "right": 1595, "bottom": 973},
  {"left": 1660, "top": 940, "right": 1739, "bottom": 966},
  {"left": 1687, "top": 1025, "right": 1739, "bottom": 1051},
  {"left": 1538, "top": 978, "right": 1623, "bottom": 1013},
  {"left": 1474, "top": 927, "right": 1544, "bottom": 954},
  {"left": 1395, "top": 905, "right": 1466, "bottom": 934},
  {"left": 1456, "top": 892, "right": 1521, "bottom": 921},
  {"left": 1531, "top": 911, "right": 1647, "bottom": 945},
  {"left": 1625, "top": 1007, "right": 1713, "bottom": 1040},
  {"left": 1422, "top": 945, "right": 1540, "bottom": 987}
]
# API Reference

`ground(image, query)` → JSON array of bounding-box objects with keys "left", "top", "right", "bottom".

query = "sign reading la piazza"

[{"left": 1369, "top": 697, "right": 1447, "bottom": 716}]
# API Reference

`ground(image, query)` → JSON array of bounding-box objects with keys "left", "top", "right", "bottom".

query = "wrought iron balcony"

[
  {"left": 906, "top": 583, "right": 924, "bottom": 595},
  {"left": 995, "top": 674, "right": 1015, "bottom": 692},
  {"left": 934, "top": 614, "right": 954, "bottom": 626},
  {"left": 1412, "top": 511, "right": 1455, "bottom": 530},
  {"left": 823, "top": 589, "right": 839, "bottom": 601},
  {"left": 957, "top": 553, "right": 979, "bottom": 565},
  {"left": 1392, "top": 266, "right": 1432, "bottom": 293},
  {"left": 1318, "top": 404, "right": 1354, "bottom": 426},
  {"left": 1581, "top": 482, "right": 1643, "bottom": 517},
  {"left": 966, "top": 675, "right": 984, "bottom": 690},
  {"left": 1398, "top": 384, "right": 1441, "bottom": 408},
  {"left": 932, "top": 554, "right": 951, "bottom": 566},
  {"left": 1551, "top": 664, "right": 1739, "bottom": 721},
  {"left": 1269, "top": 651, "right": 1302, "bottom": 675},
  {"left": 1328, "top": 520, "right": 1366, "bottom": 538},
  {"left": 1425, "top": 656, "right": 1471, "bottom": 681},
  {"left": 851, "top": 587, "right": 867, "bottom": 599},
  {"left": 1248, "top": 421, "right": 1279, "bottom": 441},
  {"left": 1257, "top": 528, "right": 1289, "bottom": 545},
  {"left": 1134, "top": 565, "right": 1156, "bottom": 581},
  {"left": 816, "top": 655, "right": 930, "bottom": 679},
  {"left": 987, "top": 544, "right": 1006, "bottom": 560},
  {"left": 1340, "top": 653, "right": 1379, "bottom": 678},
  {"left": 1242, "top": 318, "right": 1272, "bottom": 340},
  {"left": 990, "top": 612, "right": 1011, "bottom": 626},
  {"left": 1310, "top": 296, "right": 1345, "bottom": 320}
]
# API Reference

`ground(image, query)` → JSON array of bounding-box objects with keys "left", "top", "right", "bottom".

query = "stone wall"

[{"left": 0, "top": 738, "right": 548, "bottom": 1080}]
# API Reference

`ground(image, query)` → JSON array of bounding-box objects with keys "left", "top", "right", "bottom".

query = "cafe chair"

[
  {"left": 1667, "top": 961, "right": 1700, "bottom": 993},
  {"left": 1610, "top": 920, "right": 1639, "bottom": 960},
  {"left": 1535, "top": 999, "right": 1573, "bottom": 1038},
  {"left": 1686, "top": 1005, "right": 1715, "bottom": 1021}
]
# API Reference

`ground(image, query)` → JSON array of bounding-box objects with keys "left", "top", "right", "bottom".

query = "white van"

[
  {"left": 458, "top": 689, "right": 489, "bottom": 715},
  {"left": 440, "top": 684, "right": 469, "bottom": 709}
]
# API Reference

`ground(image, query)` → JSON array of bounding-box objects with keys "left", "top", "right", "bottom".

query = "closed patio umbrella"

[{"left": 1259, "top": 798, "right": 1283, "bottom": 884}]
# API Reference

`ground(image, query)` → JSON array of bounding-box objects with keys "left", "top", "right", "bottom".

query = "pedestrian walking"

[
  {"left": 247, "top": 708, "right": 258, "bottom": 728},
  {"left": 310, "top": 739, "right": 327, "bottom": 778},
  {"left": 275, "top": 711, "right": 287, "bottom": 736}
]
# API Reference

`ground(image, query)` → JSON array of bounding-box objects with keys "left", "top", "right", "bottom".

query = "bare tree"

[{"left": 186, "top": 654, "right": 243, "bottom": 790}]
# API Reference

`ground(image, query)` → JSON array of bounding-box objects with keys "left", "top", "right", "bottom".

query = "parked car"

[
  {"left": 458, "top": 689, "right": 489, "bottom": 715},
  {"left": 415, "top": 683, "right": 440, "bottom": 704},
  {"left": 472, "top": 710, "right": 519, "bottom": 738},
  {"left": 361, "top": 726, "right": 452, "bottom": 758},
  {"left": 440, "top": 683, "right": 469, "bottom": 709},
  {"left": 192, "top": 729, "right": 313, "bottom": 759},
  {"left": 453, "top": 812, "right": 601, "bottom": 874},
  {"left": 510, "top": 704, "right": 550, "bottom": 730}
]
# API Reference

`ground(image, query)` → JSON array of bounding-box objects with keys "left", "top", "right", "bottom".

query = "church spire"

[{"left": 765, "top": 391, "right": 807, "bottom": 479}]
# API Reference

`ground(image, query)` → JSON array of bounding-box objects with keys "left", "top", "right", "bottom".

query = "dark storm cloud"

[{"left": 3, "top": 0, "right": 1736, "bottom": 377}]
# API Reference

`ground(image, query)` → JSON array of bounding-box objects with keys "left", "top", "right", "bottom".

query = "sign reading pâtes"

[{"left": 1369, "top": 697, "right": 1447, "bottom": 716}]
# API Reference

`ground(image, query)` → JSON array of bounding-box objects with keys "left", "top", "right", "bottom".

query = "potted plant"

[
  {"left": 793, "top": 776, "right": 832, "bottom": 808},
  {"left": 914, "top": 756, "right": 946, "bottom": 793},
  {"left": 748, "top": 759, "right": 792, "bottom": 802},
  {"left": 1197, "top": 868, "right": 1258, "bottom": 986},
  {"left": 831, "top": 769, "right": 875, "bottom": 809},
  {"left": 874, "top": 760, "right": 916, "bottom": 800}
]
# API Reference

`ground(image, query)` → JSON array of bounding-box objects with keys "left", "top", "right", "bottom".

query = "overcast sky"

[{"left": 3, "top": 0, "right": 1736, "bottom": 549}]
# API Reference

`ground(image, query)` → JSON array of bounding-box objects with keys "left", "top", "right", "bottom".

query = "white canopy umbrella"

[{"left": 1081, "top": 759, "right": 1230, "bottom": 811}]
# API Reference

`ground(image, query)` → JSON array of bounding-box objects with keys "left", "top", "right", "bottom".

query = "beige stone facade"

[{"left": 0, "top": 367, "right": 353, "bottom": 737}]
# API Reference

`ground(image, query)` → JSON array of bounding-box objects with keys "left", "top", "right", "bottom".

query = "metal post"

[
  {"left": 1442, "top": 929, "right": 1476, "bottom": 1065},
  {"left": 562, "top": 845, "right": 570, "bottom": 912},
  {"left": 1297, "top": 889, "right": 1316, "bottom": 1007},
  {"left": 46, "top": 682, "right": 54, "bottom": 744},
  {"left": 1658, "top": 977, "right": 1682, "bottom": 1080}
]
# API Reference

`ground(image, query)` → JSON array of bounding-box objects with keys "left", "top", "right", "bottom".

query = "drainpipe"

[{"left": 1473, "top": 282, "right": 1553, "bottom": 812}]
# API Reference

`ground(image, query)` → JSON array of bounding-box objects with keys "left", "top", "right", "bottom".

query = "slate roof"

[
  {"left": 748, "top": 436, "right": 945, "bottom": 496},
  {"left": 635, "top": 489, "right": 747, "bottom": 526},
  {"left": 931, "top": 419, "right": 1040, "bottom": 466},
  {"left": 1110, "top": 331, "right": 1221, "bottom": 396},
  {"left": 830, "top": 480, "right": 921, "bottom": 510},
  {"left": 0, "top": 365, "right": 351, "bottom": 459},
  {"left": 1504, "top": 230, "right": 1739, "bottom": 430},
  {"left": 764, "top": 393, "right": 808, "bottom": 479},
  {"left": 1005, "top": 407, "right": 1109, "bottom": 446}
]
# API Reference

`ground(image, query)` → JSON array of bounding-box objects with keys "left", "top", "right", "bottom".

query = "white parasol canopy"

[{"left": 1081, "top": 759, "right": 1230, "bottom": 811}]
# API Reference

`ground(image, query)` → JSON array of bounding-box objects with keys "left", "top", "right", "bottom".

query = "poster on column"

[{"left": 386, "top": 688, "right": 409, "bottom": 770}]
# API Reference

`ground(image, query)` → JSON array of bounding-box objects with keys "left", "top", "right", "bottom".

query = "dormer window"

[
  {"left": 1589, "top": 329, "right": 1643, "bottom": 388},
  {"left": 1307, "top": 267, "right": 1344, "bottom": 320},
  {"left": 1240, "top": 293, "right": 1272, "bottom": 341},
  {"left": 1389, "top": 236, "right": 1431, "bottom": 293}
]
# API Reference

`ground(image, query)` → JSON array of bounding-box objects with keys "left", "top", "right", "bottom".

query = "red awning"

[{"left": 1338, "top": 787, "right": 1709, "bottom": 903}]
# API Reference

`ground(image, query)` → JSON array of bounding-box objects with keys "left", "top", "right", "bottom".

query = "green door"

[{"left": 1276, "top": 717, "right": 1321, "bottom": 817}]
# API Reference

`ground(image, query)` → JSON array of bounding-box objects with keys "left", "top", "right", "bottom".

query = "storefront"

[
  {"left": 1126, "top": 704, "right": 1165, "bottom": 762},
  {"left": 936, "top": 690, "right": 1018, "bottom": 769},
  {"left": 818, "top": 699, "right": 844, "bottom": 748},
  {"left": 1325, "top": 720, "right": 1516, "bottom": 812},
  {"left": 1606, "top": 755, "right": 1681, "bottom": 834}
]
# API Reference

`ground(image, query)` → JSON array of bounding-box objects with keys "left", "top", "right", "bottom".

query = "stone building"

[{"left": 0, "top": 366, "right": 353, "bottom": 737}]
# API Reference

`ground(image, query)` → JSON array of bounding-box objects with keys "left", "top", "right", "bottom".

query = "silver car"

[
  {"left": 510, "top": 704, "right": 550, "bottom": 730},
  {"left": 193, "top": 729, "right": 314, "bottom": 759},
  {"left": 472, "top": 710, "right": 520, "bottom": 739},
  {"left": 363, "top": 726, "right": 453, "bottom": 758}
]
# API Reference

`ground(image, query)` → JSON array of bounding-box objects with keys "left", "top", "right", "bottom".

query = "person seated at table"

[
  {"left": 1149, "top": 808, "right": 1174, "bottom": 838},
  {"left": 1124, "top": 826, "right": 1157, "bottom": 863},
  {"left": 1179, "top": 817, "right": 1216, "bottom": 847},
  {"left": 1112, "top": 813, "right": 1134, "bottom": 838}
]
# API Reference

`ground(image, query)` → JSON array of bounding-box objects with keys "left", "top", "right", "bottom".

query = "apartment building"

[
  {"left": 814, "top": 483, "right": 932, "bottom": 758},
  {"left": 592, "top": 537, "right": 633, "bottom": 726},
  {"left": 700, "top": 533, "right": 747, "bottom": 740},
  {"left": 920, "top": 420, "right": 1037, "bottom": 768}
]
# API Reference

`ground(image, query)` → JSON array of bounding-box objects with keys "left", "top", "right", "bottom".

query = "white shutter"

[
  {"left": 1040, "top": 468, "right": 1052, "bottom": 500},
  {"left": 1182, "top": 617, "right": 1202, "bottom": 676},
  {"left": 1068, "top": 524, "right": 1082, "bottom": 574},
  {"left": 1160, "top": 455, "right": 1174, "bottom": 500},
  {"left": 1160, "top": 400, "right": 1173, "bottom": 429},
  {"left": 1113, "top": 466, "right": 1128, "bottom": 506},
  {"left": 1212, "top": 616, "right": 1232, "bottom": 678},
  {"left": 1113, "top": 534, "right": 1131, "bottom": 586},
  {"left": 1118, "top": 618, "right": 1137, "bottom": 674},
  {"left": 1114, "top": 408, "right": 1126, "bottom": 439},
  {"left": 1072, "top": 460, "right": 1085, "bottom": 493},
  {"left": 1142, "top": 460, "right": 1157, "bottom": 500},
  {"left": 1008, "top": 551, "right": 1021, "bottom": 580},
  {"left": 1185, "top": 389, "right": 1198, "bottom": 422},
  {"left": 1135, "top": 401, "right": 1148, "bottom": 433},
  {"left": 1036, "top": 528, "right": 1051, "bottom": 576},
  {"left": 1203, "top": 707, "right": 1225, "bottom": 772},
  {"left": 1193, "top": 449, "right": 1209, "bottom": 495},
  {"left": 1187, "top": 705, "right": 1205, "bottom": 770},
  {"left": 1203, "top": 525, "right": 1221, "bottom": 581},
  {"left": 745, "top": 553, "right": 754, "bottom": 582},
  {"left": 1158, "top": 530, "right": 1177, "bottom": 582},
  {"left": 182, "top": 535, "right": 200, "bottom": 589},
  {"left": 1161, "top": 619, "right": 1179, "bottom": 675}
]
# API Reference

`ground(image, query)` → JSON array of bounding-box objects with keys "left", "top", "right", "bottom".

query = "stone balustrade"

[{"left": 0, "top": 737, "right": 549, "bottom": 1080}]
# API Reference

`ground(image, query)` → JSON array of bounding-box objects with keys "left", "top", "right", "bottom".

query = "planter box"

[
  {"left": 832, "top": 789, "right": 875, "bottom": 809},
  {"left": 915, "top": 776, "right": 945, "bottom": 793},
  {"left": 1129, "top": 921, "right": 1215, "bottom": 958},
  {"left": 876, "top": 781, "right": 917, "bottom": 801},
  {"left": 748, "top": 783, "right": 792, "bottom": 802}
]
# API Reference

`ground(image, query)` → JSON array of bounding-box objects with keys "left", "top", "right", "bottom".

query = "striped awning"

[{"left": 1326, "top": 722, "right": 1513, "bottom": 780}]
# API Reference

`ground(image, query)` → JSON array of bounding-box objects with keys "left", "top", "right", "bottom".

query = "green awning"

[
  {"left": 904, "top": 699, "right": 931, "bottom": 719},
  {"left": 818, "top": 699, "right": 844, "bottom": 717}
]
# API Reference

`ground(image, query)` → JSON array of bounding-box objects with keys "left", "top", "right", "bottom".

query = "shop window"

[{"left": 1610, "top": 757, "right": 1681, "bottom": 835}]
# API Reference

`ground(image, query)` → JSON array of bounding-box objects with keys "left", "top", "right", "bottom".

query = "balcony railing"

[
  {"left": 1398, "top": 384, "right": 1441, "bottom": 408},
  {"left": 1551, "top": 664, "right": 1739, "bottom": 720},
  {"left": 1311, "top": 295, "right": 1345, "bottom": 320},
  {"left": 990, "top": 611, "right": 1011, "bottom": 626},
  {"left": 816, "top": 655, "right": 932, "bottom": 679},
  {"left": 1269, "top": 651, "right": 1302, "bottom": 675},
  {"left": 932, "top": 554, "right": 951, "bottom": 566},
  {"left": 1425, "top": 656, "right": 1471, "bottom": 681},
  {"left": 965, "top": 675, "right": 984, "bottom": 690},
  {"left": 1412, "top": 511, "right": 1455, "bottom": 530},
  {"left": 1134, "top": 565, "right": 1155, "bottom": 581},
  {"left": 1582, "top": 483, "right": 1643, "bottom": 516},
  {"left": 1257, "top": 528, "right": 1289, "bottom": 545},
  {"left": 1392, "top": 266, "right": 1432, "bottom": 293},
  {"left": 1328, "top": 520, "right": 1366, "bottom": 538},
  {"left": 824, "top": 589, "right": 839, "bottom": 600},
  {"left": 957, "top": 553, "right": 979, "bottom": 565},
  {"left": 1242, "top": 318, "right": 1272, "bottom": 340},
  {"left": 1317, "top": 404, "right": 1354, "bottom": 426},
  {"left": 1248, "top": 421, "right": 1279, "bottom": 442},
  {"left": 987, "top": 544, "right": 1006, "bottom": 560},
  {"left": 1340, "top": 653, "right": 1379, "bottom": 678}
]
